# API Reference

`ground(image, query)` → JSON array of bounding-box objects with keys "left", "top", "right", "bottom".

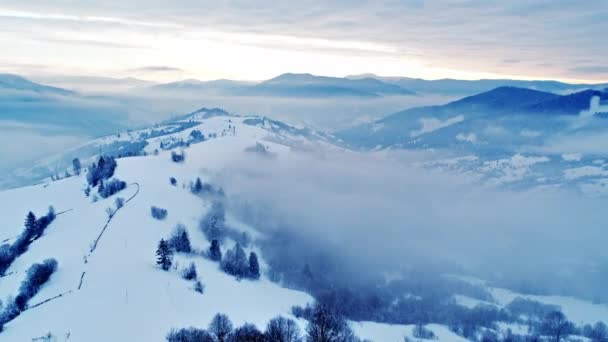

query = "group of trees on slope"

[
  {"left": 0, "top": 208, "right": 56, "bottom": 275},
  {"left": 167, "top": 303, "right": 368, "bottom": 342},
  {"left": 0, "top": 259, "right": 58, "bottom": 332}
]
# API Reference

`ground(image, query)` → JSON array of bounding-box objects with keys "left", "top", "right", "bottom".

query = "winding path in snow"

[
  {"left": 88, "top": 182, "right": 140, "bottom": 254},
  {"left": 25, "top": 183, "right": 141, "bottom": 311}
]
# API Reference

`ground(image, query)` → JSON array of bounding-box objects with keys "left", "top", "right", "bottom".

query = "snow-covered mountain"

[
  {"left": 337, "top": 87, "right": 608, "bottom": 194},
  {"left": 1, "top": 102, "right": 607, "bottom": 342},
  {"left": 0, "top": 110, "right": 480, "bottom": 341}
]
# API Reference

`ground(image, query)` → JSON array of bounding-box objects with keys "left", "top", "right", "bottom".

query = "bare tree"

[
  {"left": 209, "top": 313, "right": 233, "bottom": 342},
  {"left": 266, "top": 316, "right": 302, "bottom": 342},
  {"left": 541, "top": 311, "right": 574, "bottom": 342}
]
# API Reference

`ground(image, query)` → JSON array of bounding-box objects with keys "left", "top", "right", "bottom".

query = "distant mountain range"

[
  {"left": 146, "top": 73, "right": 416, "bottom": 98},
  {"left": 0, "top": 74, "right": 128, "bottom": 135},
  {"left": 0, "top": 73, "right": 76, "bottom": 96},
  {"left": 348, "top": 73, "right": 608, "bottom": 96},
  {"left": 9, "top": 71, "right": 608, "bottom": 100},
  {"left": 337, "top": 86, "right": 608, "bottom": 151}
]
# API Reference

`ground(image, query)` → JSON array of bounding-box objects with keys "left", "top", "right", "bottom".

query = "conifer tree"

[
  {"left": 24, "top": 212, "right": 37, "bottom": 240},
  {"left": 156, "top": 239, "right": 172, "bottom": 271},
  {"left": 249, "top": 252, "right": 260, "bottom": 280},
  {"left": 209, "top": 239, "right": 222, "bottom": 261},
  {"left": 194, "top": 177, "right": 203, "bottom": 193},
  {"left": 169, "top": 225, "right": 191, "bottom": 253}
]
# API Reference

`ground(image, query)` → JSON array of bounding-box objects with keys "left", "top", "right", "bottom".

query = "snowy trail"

[
  {"left": 19, "top": 183, "right": 141, "bottom": 314},
  {"left": 88, "top": 182, "right": 139, "bottom": 254}
]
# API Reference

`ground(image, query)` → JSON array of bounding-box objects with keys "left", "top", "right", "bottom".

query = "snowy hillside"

[
  {"left": 0, "top": 115, "right": 315, "bottom": 340},
  {"left": 1, "top": 109, "right": 607, "bottom": 342},
  {"left": 0, "top": 112, "right": 469, "bottom": 341}
]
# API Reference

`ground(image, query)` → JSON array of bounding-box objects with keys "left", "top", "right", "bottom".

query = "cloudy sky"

[{"left": 1, "top": 0, "right": 607, "bottom": 82}]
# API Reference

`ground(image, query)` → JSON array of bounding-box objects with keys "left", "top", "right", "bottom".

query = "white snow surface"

[
  {"left": 2, "top": 113, "right": 606, "bottom": 341},
  {"left": 0, "top": 116, "right": 317, "bottom": 341}
]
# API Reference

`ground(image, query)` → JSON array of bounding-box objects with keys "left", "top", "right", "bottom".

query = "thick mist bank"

[{"left": 213, "top": 148, "right": 607, "bottom": 302}]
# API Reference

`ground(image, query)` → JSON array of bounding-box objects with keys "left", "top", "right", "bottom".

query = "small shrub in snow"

[
  {"left": 99, "top": 178, "right": 126, "bottom": 198},
  {"left": 168, "top": 224, "right": 191, "bottom": 253},
  {"left": 115, "top": 197, "right": 125, "bottom": 209},
  {"left": 171, "top": 151, "right": 185, "bottom": 163},
  {"left": 166, "top": 327, "right": 213, "bottom": 342},
  {"left": 151, "top": 206, "right": 168, "bottom": 220},
  {"left": 106, "top": 207, "right": 115, "bottom": 218},
  {"left": 156, "top": 239, "right": 173, "bottom": 271},
  {"left": 181, "top": 262, "right": 197, "bottom": 281},
  {"left": 194, "top": 280, "right": 205, "bottom": 294},
  {"left": 170, "top": 177, "right": 177, "bottom": 186}
]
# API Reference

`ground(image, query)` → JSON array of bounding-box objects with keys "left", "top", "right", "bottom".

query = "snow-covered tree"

[
  {"left": 221, "top": 243, "right": 248, "bottom": 278},
  {"left": 151, "top": 206, "right": 168, "bottom": 220},
  {"left": 181, "top": 262, "right": 197, "bottom": 281},
  {"left": 156, "top": 239, "right": 173, "bottom": 271},
  {"left": 209, "top": 240, "right": 222, "bottom": 262},
  {"left": 200, "top": 201, "right": 226, "bottom": 241},
  {"left": 72, "top": 158, "right": 81, "bottom": 175},
  {"left": 194, "top": 280, "right": 205, "bottom": 294},
  {"left": 168, "top": 224, "right": 191, "bottom": 253},
  {"left": 16, "top": 258, "right": 58, "bottom": 311},
  {"left": 192, "top": 177, "right": 203, "bottom": 193},
  {"left": 249, "top": 252, "right": 260, "bottom": 280},
  {"left": 24, "top": 211, "right": 37, "bottom": 240}
]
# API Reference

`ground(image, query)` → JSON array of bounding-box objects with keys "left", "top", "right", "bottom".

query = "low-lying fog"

[{"left": 215, "top": 147, "right": 607, "bottom": 302}]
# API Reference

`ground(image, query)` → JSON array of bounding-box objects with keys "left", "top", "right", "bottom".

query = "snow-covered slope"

[
  {"left": 0, "top": 113, "right": 471, "bottom": 341},
  {"left": 0, "top": 115, "right": 316, "bottom": 341}
]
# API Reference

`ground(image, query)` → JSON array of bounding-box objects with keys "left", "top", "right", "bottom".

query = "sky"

[{"left": 1, "top": 0, "right": 607, "bottom": 83}]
